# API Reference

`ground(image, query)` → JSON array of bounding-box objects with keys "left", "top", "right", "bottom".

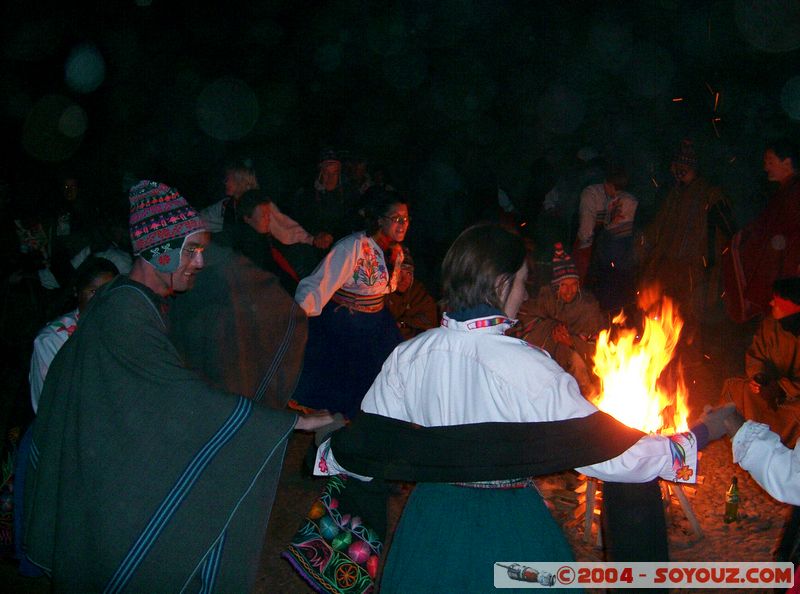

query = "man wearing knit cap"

[
  {"left": 640, "top": 139, "right": 735, "bottom": 346},
  {"left": 23, "top": 180, "right": 332, "bottom": 591},
  {"left": 515, "top": 243, "right": 606, "bottom": 397},
  {"left": 127, "top": 179, "right": 210, "bottom": 294}
]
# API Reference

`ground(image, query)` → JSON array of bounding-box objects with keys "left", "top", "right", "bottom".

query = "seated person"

[
  {"left": 720, "top": 276, "right": 800, "bottom": 447},
  {"left": 385, "top": 247, "right": 438, "bottom": 340},
  {"left": 29, "top": 256, "right": 119, "bottom": 413},
  {"left": 515, "top": 243, "right": 606, "bottom": 397},
  {"left": 214, "top": 189, "right": 300, "bottom": 293}
]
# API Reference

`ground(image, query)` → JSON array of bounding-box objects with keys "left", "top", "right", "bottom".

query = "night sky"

[{"left": 4, "top": 0, "right": 800, "bottom": 230}]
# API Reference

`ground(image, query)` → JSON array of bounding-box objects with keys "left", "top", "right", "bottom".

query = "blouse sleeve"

[
  {"left": 733, "top": 420, "right": 800, "bottom": 505},
  {"left": 29, "top": 329, "right": 68, "bottom": 414},
  {"left": 576, "top": 431, "right": 698, "bottom": 484},
  {"left": 268, "top": 202, "right": 314, "bottom": 246},
  {"left": 295, "top": 236, "right": 360, "bottom": 316}
]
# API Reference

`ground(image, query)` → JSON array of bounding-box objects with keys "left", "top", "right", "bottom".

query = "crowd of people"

[{"left": 0, "top": 136, "right": 798, "bottom": 592}]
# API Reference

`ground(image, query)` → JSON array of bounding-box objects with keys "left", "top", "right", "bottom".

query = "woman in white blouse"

[
  {"left": 292, "top": 187, "right": 409, "bottom": 417},
  {"left": 314, "top": 223, "right": 705, "bottom": 593}
]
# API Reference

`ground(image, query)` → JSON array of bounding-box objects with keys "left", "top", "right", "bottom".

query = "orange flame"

[{"left": 591, "top": 288, "right": 689, "bottom": 435}]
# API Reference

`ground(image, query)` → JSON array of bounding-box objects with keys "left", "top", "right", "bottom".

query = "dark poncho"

[
  {"left": 169, "top": 242, "right": 307, "bottom": 409},
  {"left": 24, "top": 276, "right": 298, "bottom": 592}
]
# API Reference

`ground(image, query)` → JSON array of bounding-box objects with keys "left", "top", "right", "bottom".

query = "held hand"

[
  {"left": 749, "top": 372, "right": 770, "bottom": 394},
  {"left": 698, "top": 403, "right": 739, "bottom": 442},
  {"left": 295, "top": 412, "right": 336, "bottom": 432},
  {"left": 313, "top": 232, "right": 333, "bottom": 249},
  {"left": 759, "top": 381, "right": 786, "bottom": 411},
  {"left": 551, "top": 324, "right": 573, "bottom": 347},
  {"left": 724, "top": 409, "right": 746, "bottom": 439},
  {"left": 314, "top": 413, "right": 348, "bottom": 446}
]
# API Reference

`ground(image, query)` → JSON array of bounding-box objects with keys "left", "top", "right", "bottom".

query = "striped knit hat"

[
  {"left": 129, "top": 180, "right": 206, "bottom": 273},
  {"left": 551, "top": 242, "right": 579, "bottom": 286},
  {"left": 672, "top": 139, "right": 698, "bottom": 169}
]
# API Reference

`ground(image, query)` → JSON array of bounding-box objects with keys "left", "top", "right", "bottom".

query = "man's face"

[
  {"left": 171, "top": 231, "right": 210, "bottom": 293},
  {"left": 224, "top": 171, "right": 241, "bottom": 198},
  {"left": 556, "top": 277, "right": 580, "bottom": 303},
  {"left": 671, "top": 162, "right": 696, "bottom": 186},
  {"left": 244, "top": 203, "right": 271, "bottom": 234},
  {"left": 319, "top": 160, "right": 341, "bottom": 192},
  {"left": 396, "top": 266, "right": 414, "bottom": 293},
  {"left": 63, "top": 178, "right": 78, "bottom": 202},
  {"left": 770, "top": 293, "right": 800, "bottom": 320},
  {"left": 764, "top": 150, "right": 795, "bottom": 184}
]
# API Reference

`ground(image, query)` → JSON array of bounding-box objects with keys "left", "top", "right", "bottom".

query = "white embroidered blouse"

[
  {"left": 316, "top": 312, "right": 699, "bottom": 484},
  {"left": 295, "top": 231, "right": 403, "bottom": 316}
]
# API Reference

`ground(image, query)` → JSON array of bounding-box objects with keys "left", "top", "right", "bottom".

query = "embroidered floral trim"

[
  {"left": 352, "top": 237, "right": 388, "bottom": 288},
  {"left": 466, "top": 316, "right": 513, "bottom": 330},
  {"left": 667, "top": 431, "right": 697, "bottom": 483}
]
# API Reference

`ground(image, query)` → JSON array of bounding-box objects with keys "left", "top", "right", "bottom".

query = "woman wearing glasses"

[{"left": 293, "top": 187, "right": 410, "bottom": 418}]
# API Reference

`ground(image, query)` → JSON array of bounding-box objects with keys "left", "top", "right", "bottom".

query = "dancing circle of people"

[{"left": 5, "top": 140, "right": 800, "bottom": 592}]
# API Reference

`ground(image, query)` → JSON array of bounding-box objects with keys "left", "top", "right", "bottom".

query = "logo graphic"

[{"left": 495, "top": 563, "right": 556, "bottom": 587}]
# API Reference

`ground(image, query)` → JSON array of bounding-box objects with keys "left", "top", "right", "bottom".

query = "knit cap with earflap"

[
  {"left": 551, "top": 242, "right": 580, "bottom": 286},
  {"left": 129, "top": 180, "right": 206, "bottom": 273},
  {"left": 672, "top": 139, "right": 698, "bottom": 169}
]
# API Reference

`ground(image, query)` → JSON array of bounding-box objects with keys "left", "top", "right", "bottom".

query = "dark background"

[{"left": 4, "top": 0, "right": 800, "bottom": 231}]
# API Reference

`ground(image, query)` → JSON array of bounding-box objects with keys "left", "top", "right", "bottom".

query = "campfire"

[
  {"left": 576, "top": 287, "right": 703, "bottom": 542},
  {"left": 591, "top": 287, "right": 690, "bottom": 435}
]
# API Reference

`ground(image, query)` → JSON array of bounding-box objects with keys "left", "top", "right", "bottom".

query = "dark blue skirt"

[{"left": 293, "top": 302, "right": 402, "bottom": 418}]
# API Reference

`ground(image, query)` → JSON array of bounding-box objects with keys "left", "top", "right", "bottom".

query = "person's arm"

[
  {"left": 294, "top": 236, "right": 359, "bottom": 316},
  {"left": 734, "top": 420, "right": 800, "bottom": 505},
  {"left": 575, "top": 187, "right": 598, "bottom": 249},
  {"left": 576, "top": 431, "right": 698, "bottom": 484},
  {"left": 29, "top": 330, "right": 65, "bottom": 414},
  {"left": 268, "top": 202, "right": 315, "bottom": 245},
  {"left": 313, "top": 436, "right": 374, "bottom": 481},
  {"left": 745, "top": 321, "right": 773, "bottom": 383},
  {"left": 574, "top": 402, "right": 744, "bottom": 484}
]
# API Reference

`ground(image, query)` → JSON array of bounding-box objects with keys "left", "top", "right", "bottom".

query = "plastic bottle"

[{"left": 724, "top": 476, "right": 739, "bottom": 523}]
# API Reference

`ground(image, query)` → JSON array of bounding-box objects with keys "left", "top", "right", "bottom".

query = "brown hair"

[
  {"left": 441, "top": 223, "right": 526, "bottom": 312},
  {"left": 236, "top": 189, "right": 271, "bottom": 220},
  {"left": 362, "top": 187, "right": 407, "bottom": 235}
]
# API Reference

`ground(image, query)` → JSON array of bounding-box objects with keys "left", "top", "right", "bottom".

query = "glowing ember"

[{"left": 591, "top": 288, "right": 689, "bottom": 435}]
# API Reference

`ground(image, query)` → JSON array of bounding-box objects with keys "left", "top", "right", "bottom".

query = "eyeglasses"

[
  {"left": 383, "top": 215, "right": 411, "bottom": 225},
  {"left": 181, "top": 246, "right": 206, "bottom": 259}
]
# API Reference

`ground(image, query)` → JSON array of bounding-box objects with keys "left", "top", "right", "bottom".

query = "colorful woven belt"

[{"left": 331, "top": 289, "right": 385, "bottom": 313}]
